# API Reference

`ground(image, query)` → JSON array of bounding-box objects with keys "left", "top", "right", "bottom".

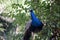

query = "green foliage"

[{"left": 0, "top": 0, "right": 60, "bottom": 40}]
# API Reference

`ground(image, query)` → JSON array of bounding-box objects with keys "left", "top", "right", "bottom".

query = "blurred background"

[{"left": 0, "top": 0, "right": 60, "bottom": 40}]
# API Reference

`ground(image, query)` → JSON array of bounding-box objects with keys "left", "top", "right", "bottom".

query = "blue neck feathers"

[{"left": 30, "top": 10, "right": 43, "bottom": 27}]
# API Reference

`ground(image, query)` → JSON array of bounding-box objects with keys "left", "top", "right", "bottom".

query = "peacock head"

[{"left": 30, "top": 10, "right": 33, "bottom": 12}]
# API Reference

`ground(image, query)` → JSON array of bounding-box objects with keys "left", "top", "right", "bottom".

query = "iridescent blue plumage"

[
  {"left": 23, "top": 10, "right": 44, "bottom": 40},
  {"left": 30, "top": 10, "right": 43, "bottom": 27}
]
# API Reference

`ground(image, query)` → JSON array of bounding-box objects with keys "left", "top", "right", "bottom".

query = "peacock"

[{"left": 23, "top": 10, "right": 44, "bottom": 40}]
